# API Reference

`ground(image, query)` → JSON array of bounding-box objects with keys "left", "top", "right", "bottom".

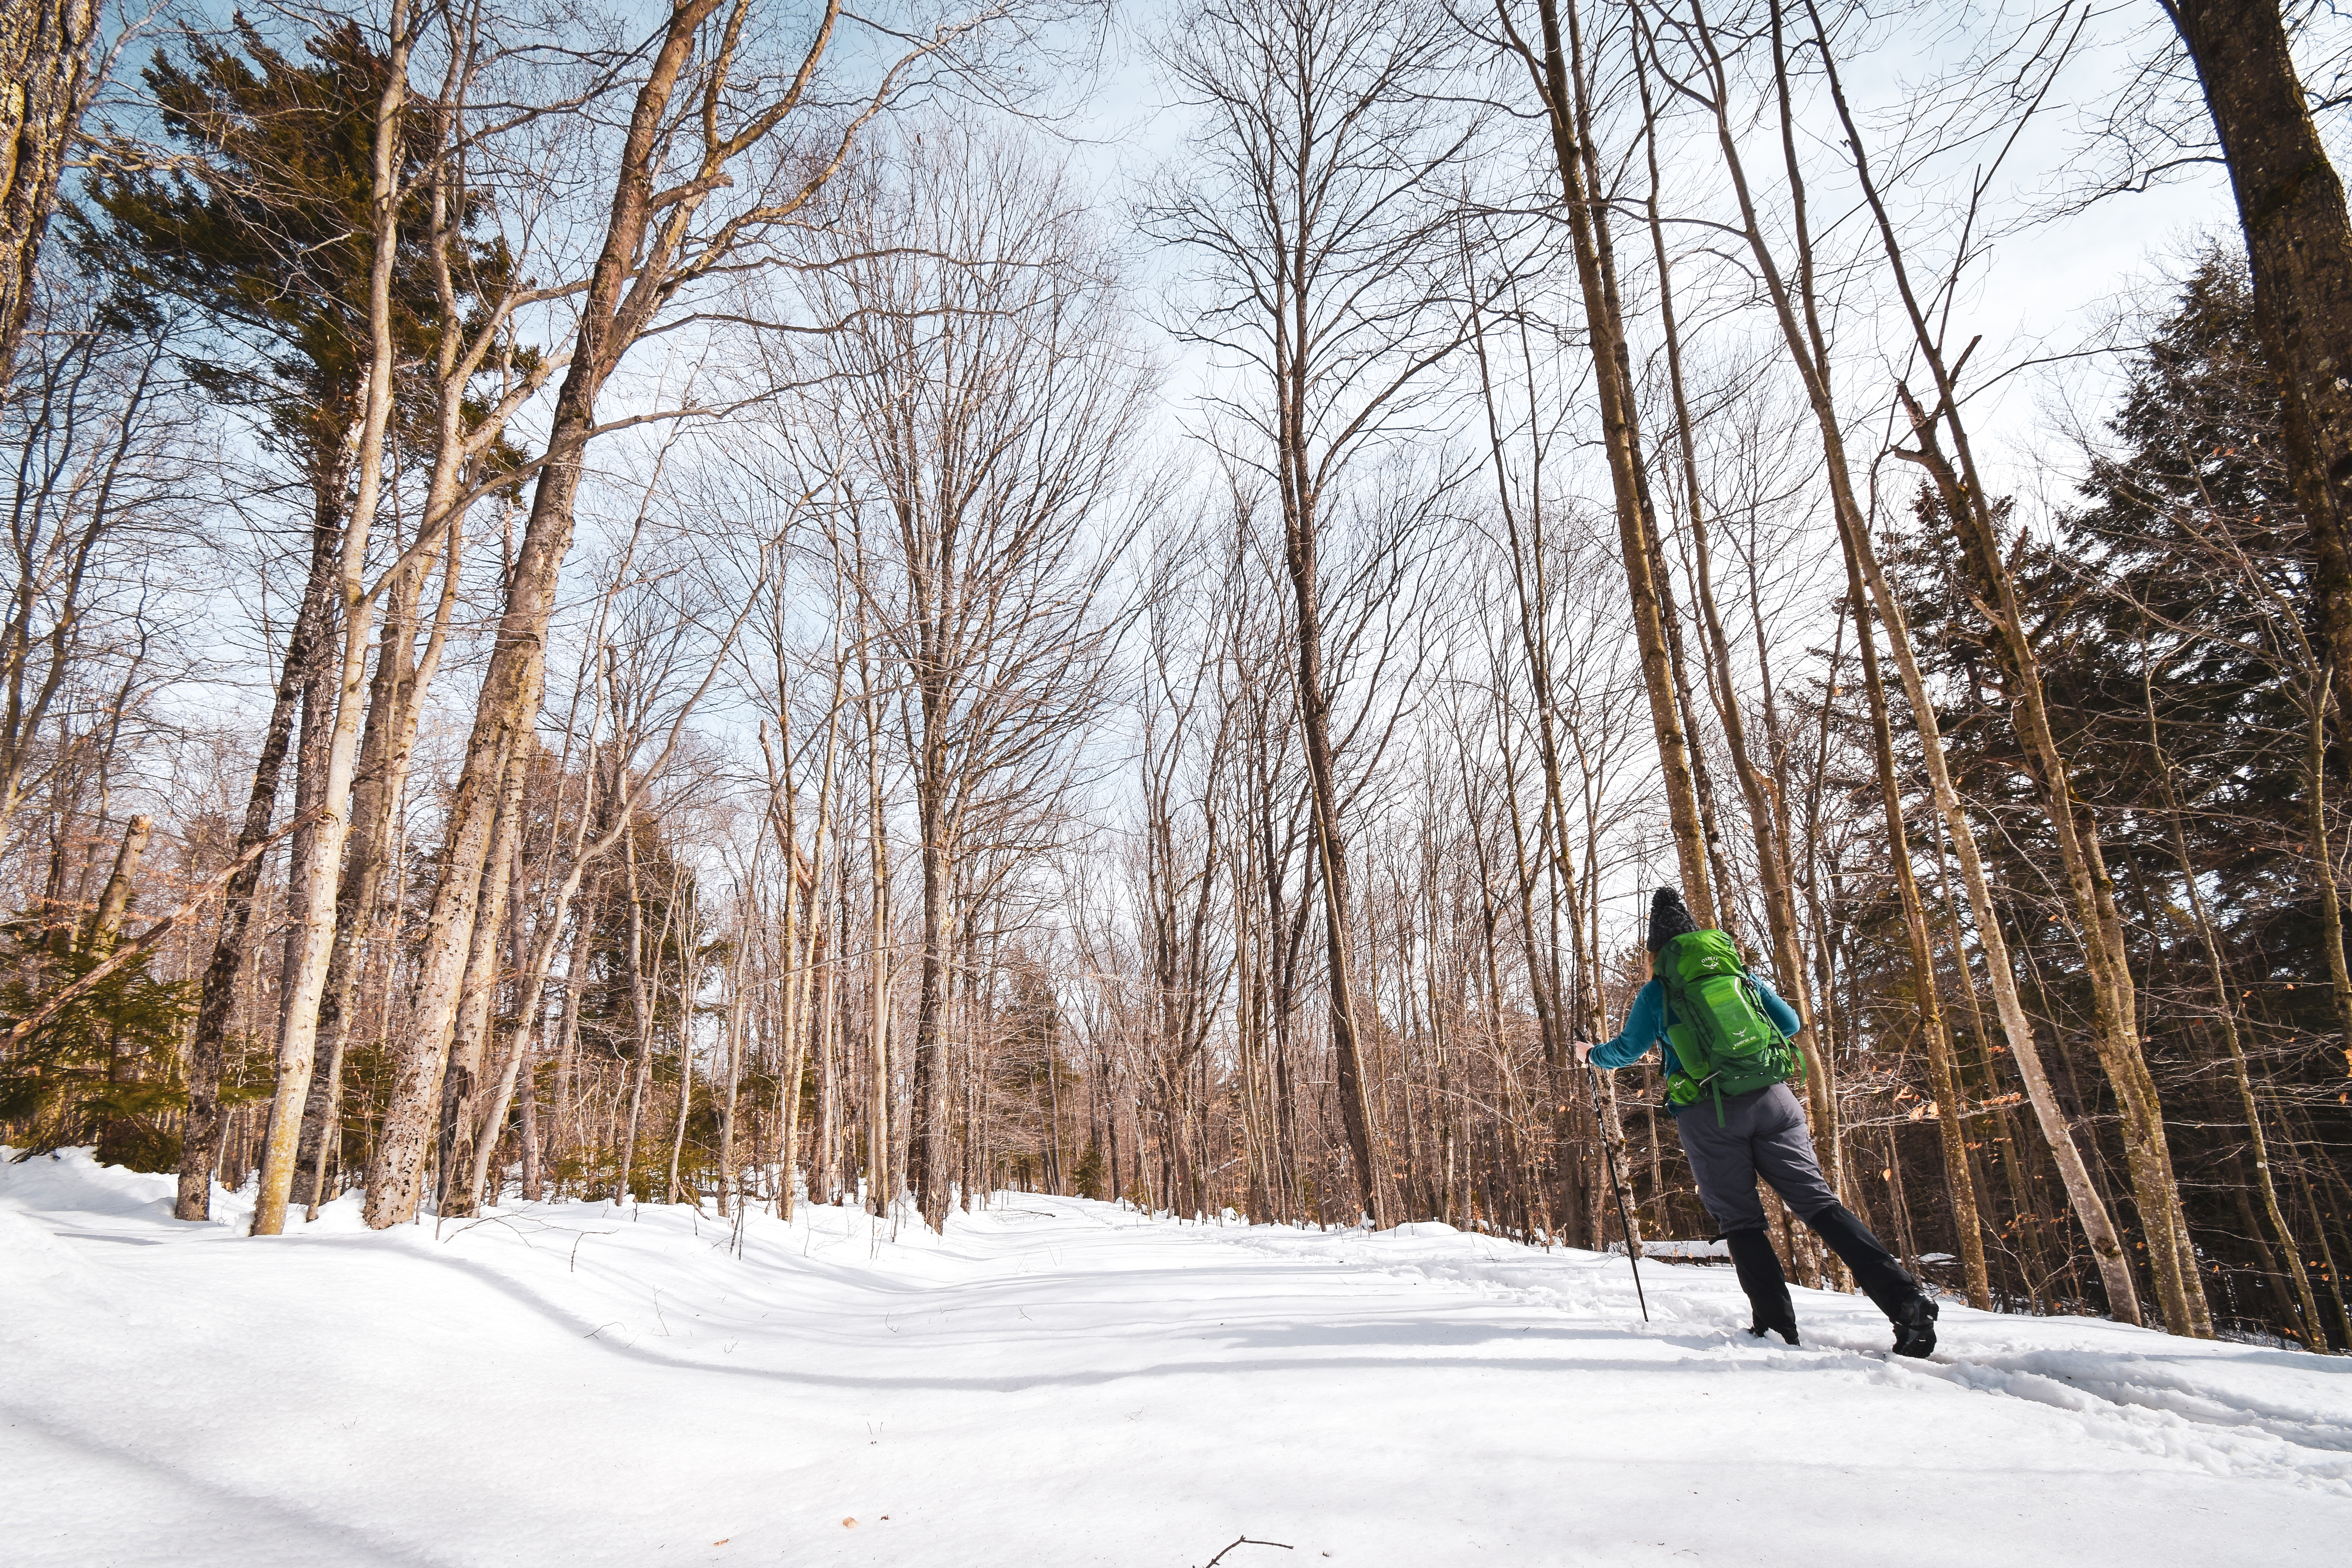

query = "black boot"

[
  {"left": 1725, "top": 1229, "right": 1799, "bottom": 1345},
  {"left": 1805, "top": 1204, "right": 1938, "bottom": 1358},
  {"left": 1888, "top": 1294, "right": 1940, "bottom": 1358}
]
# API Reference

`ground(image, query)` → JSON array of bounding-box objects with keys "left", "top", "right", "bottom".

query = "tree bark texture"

[
  {"left": 1842, "top": 554, "right": 1992, "bottom": 1310},
  {"left": 433, "top": 740, "right": 525, "bottom": 1218},
  {"left": 1519, "top": 0, "right": 1717, "bottom": 923},
  {"left": 87, "top": 814, "right": 149, "bottom": 949},
  {"left": 248, "top": 11, "right": 418, "bottom": 1234},
  {"left": 89, "top": 814, "right": 151, "bottom": 1166},
  {"left": 1281, "top": 506, "right": 1388, "bottom": 1227},
  {"left": 295, "top": 517, "right": 460, "bottom": 1213},
  {"left": 363, "top": 2, "right": 726, "bottom": 1227},
  {"left": 1683, "top": 0, "right": 2146, "bottom": 1321},
  {"left": 174, "top": 471, "right": 345, "bottom": 1220},
  {"left": 1899, "top": 416, "right": 2208, "bottom": 1333},
  {"left": 2305, "top": 683, "right": 2352, "bottom": 1051},
  {"left": 0, "top": 0, "right": 99, "bottom": 382},
  {"left": 911, "top": 725, "right": 951, "bottom": 1227},
  {"left": 2171, "top": 0, "right": 2352, "bottom": 703}
]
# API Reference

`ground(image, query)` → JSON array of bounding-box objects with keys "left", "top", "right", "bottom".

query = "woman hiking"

[{"left": 1575, "top": 887, "right": 1940, "bottom": 1358}]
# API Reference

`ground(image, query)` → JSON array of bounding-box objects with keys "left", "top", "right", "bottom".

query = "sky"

[
  {"left": 112, "top": 0, "right": 2351, "bottom": 868},
  {"left": 1092, "top": 1, "right": 2336, "bottom": 470}
]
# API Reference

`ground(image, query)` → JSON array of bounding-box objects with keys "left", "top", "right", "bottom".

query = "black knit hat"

[{"left": 1647, "top": 886, "right": 1700, "bottom": 953}]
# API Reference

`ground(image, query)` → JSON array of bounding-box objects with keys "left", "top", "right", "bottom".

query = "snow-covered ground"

[{"left": 7, "top": 1149, "right": 2350, "bottom": 1566}]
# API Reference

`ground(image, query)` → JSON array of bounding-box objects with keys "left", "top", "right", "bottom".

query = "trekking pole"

[{"left": 1584, "top": 1058, "right": 1649, "bottom": 1323}]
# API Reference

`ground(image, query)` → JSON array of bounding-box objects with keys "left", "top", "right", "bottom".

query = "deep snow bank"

[{"left": 6, "top": 1148, "right": 2351, "bottom": 1566}]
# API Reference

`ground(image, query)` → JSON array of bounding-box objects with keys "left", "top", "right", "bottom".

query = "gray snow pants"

[{"left": 1671, "top": 1081, "right": 1837, "bottom": 1236}]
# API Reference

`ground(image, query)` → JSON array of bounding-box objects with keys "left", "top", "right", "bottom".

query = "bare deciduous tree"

[{"left": 1150, "top": 0, "right": 1495, "bottom": 1226}]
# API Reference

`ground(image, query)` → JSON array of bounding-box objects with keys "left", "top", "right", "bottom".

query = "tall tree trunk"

[
  {"left": 815, "top": 870, "right": 847, "bottom": 1205},
  {"left": 2148, "top": 673, "right": 2327, "bottom": 1345},
  {"left": 911, "top": 742, "right": 951, "bottom": 1227},
  {"left": 1896, "top": 411, "right": 2207, "bottom": 1334},
  {"left": 666, "top": 1004, "right": 694, "bottom": 1205},
  {"left": 614, "top": 814, "right": 655, "bottom": 1205},
  {"left": 0, "top": 0, "right": 98, "bottom": 382},
  {"left": 774, "top": 707, "right": 835, "bottom": 1220},
  {"left": 2169, "top": 0, "right": 2352, "bottom": 700},
  {"left": 865, "top": 676, "right": 894, "bottom": 1217},
  {"left": 1843, "top": 570, "right": 1992, "bottom": 1309},
  {"left": 2305, "top": 679, "right": 2352, "bottom": 1048},
  {"left": 274, "top": 580, "right": 343, "bottom": 1043},
  {"left": 434, "top": 738, "right": 524, "bottom": 1218},
  {"left": 296, "top": 514, "right": 462, "bottom": 1215},
  {"left": 1514, "top": 0, "right": 1715, "bottom": 919},
  {"left": 775, "top": 904, "right": 814, "bottom": 1220},
  {"left": 363, "top": 0, "right": 729, "bottom": 1228},
  {"left": 547, "top": 890, "right": 595, "bottom": 1194},
  {"left": 247, "top": 3, "right": 418, "bottom": 1235},
  {"left": 1683, "top": 0, "right": 2146, "bottom": 1323},
  {"left": 86, "top": 814, "right": 148, "bottom": 949},
  {"left": 1934, "top": 831, "right": 2050, "bottom": 1305},
  {"left": 463, "top": 750, "right": 606, "bottom": 1214},
  {"left": 1633, "top": 74, "right": 1836, "bottom": 1173},
  {"left": 174, "top": 460, "right": 347, "bottom": 1220},
  {"left": 1799, "top": 0, "right": 2212, "bottom": 1328},
  {"left": 517, "top": 1015, "right": 541, "bottom": 1203},
  {"left": 715, "top": 929, "right": 748, "bottom": 1217},
  {"left": 817, "top": 911, "right": 844, "bottom": 1205},
  {"left": 89, "top": 814, "right": 151, "bottom": 1166},
  {"left": 1836, "top": 496, "right": 2142, "bottom": 1321},
  {"left": 1279, "top": 394, "right": 1386, "bottom": 1228}
]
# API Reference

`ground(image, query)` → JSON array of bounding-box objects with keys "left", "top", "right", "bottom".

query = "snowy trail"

[{"left": 6, "top": 1152, "right": 2351, "bottom": 1566}]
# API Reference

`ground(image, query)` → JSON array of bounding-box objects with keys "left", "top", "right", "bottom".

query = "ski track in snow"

[
  {"left": 5, "top": 1150, "right": 2351, "bottom": 1566},
  {"left": 1227, "top": 1223, "right": 2352, "bottom": 1491}
]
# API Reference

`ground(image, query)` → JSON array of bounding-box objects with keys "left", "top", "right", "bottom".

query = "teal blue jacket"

[{"left": 1588, "top": 973, "right": 1802, "bottom": 1076}]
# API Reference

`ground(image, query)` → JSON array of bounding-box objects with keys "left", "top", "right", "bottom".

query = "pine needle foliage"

[{"left": 0, "top": 916, "right": 194, "bottom": 1167}]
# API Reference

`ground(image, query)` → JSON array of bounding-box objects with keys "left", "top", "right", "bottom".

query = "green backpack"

[{"left": 1654, "top": 929, "right": 1801, "bottom": 1119}]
